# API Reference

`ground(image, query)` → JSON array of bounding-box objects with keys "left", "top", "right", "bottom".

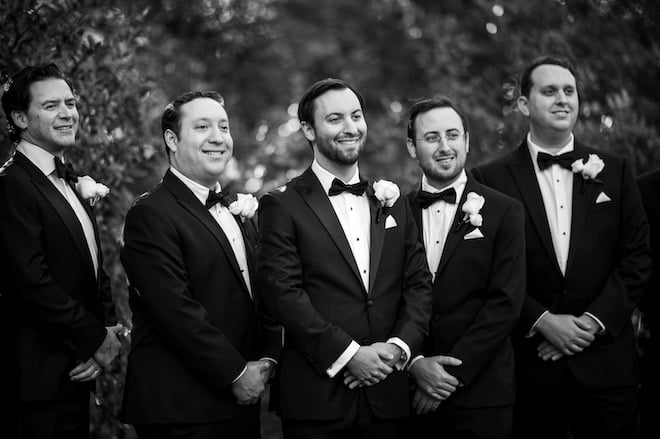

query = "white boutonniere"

[
  {"left": 571, "top": 154, "right": 604, "bottom": 192},
  {"left": 228, "top": 193, "right": 258, "bottom": 221},
  {"left": 372, "top": 180, "right": 400, "bottom": 223},
  {"left": 75, "top": 175, "right": 110, "bottom": 206},
  {"left": 457, "top": 192, "right": 485, "bottom": 230}
]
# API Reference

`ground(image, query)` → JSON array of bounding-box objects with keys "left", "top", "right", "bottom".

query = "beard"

[{"left": 315, "top": 134, "right": 365, "bottom": 165}]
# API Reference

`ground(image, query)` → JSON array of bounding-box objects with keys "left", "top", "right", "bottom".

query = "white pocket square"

[
  {"left": 595, "top": 192, "right": 611, "bottom": 204},
  {"left": 464, "top": 228, "right": 484, "bottom": 240},
  {"left": 385, "top": 215, "right": 397, "bottom": 229}
]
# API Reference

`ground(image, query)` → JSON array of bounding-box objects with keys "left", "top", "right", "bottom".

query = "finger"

[
  {"left": 71, "top": 365, "right": 100, "bottom": 382},
  {"left": 551, "top": 353, "right": 563, "bottom": 361},
  {"left": 435, "top": 355, "right": 462, "bottom": 367}
]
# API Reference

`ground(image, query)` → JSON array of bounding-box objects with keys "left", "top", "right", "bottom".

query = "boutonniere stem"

[
  {"left": 571, "top": 154, "right": 605, "bottom": 193},
  {"left": 75, "top": 175, "right": 110, "bottom": 207},
  {"left": 455, "top": 192, "right": 485, "bottom": 232}
]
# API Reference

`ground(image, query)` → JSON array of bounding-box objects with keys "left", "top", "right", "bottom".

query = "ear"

[
  {"left": 300, "top": 121, "right": 316, "bottom": 143},
  {"left": 164, "top": 129, "right": 178, "bottom": 154},
  {"left": 11, "top": 110, "right": 27, "bottom": 130},
  {"left": 405, "top": 138, "right": 417, "bottom": 160},
  {"left": 517, "top": 96, "right": 530, "bottom": 117},
  {"left": 465, "top": 132, "right": 470, "bottom": 154}
]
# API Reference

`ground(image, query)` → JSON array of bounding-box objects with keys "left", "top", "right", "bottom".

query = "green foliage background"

[{"left": 1, "top": 0, "right": 659, "bottom": 437}]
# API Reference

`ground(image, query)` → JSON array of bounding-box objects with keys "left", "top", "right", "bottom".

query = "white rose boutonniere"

[
  {"left": 75, "top": 175, "right": 110, "bottom": 207},
  {"left": 228, "top": 193, "right": 258, "bottom": 221},
  {"left": 571, "top": 154, "right": 605, "bottom": 192},
  {"left": 372, "top": 180, "right": 400, "bottom": 208},
  {"left": 459, "top": 192, "right": 485, "bottom": 229},
  {"left": 372, "top": 180, "right": 400, "bottom": 223}
]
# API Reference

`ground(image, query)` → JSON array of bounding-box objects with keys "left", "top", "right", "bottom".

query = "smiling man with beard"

[
  {"left": 120, "top": 91, "right": 281, "bottom": 439},
  {"left": 255, "top": 78, "right": 432, "bottom": 439},
  {"left": 473, "top": 56, "right": 650, "bottom": 439}
]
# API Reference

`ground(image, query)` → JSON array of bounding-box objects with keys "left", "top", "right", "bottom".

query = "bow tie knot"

[
  {"left": 328, "top": 178, "right": 368, "bottom": 197},
  {"left": 537, "top": 151, "right": 576, "bottom": 171},
  {"left": 53, "top": 157, "right": 78, "bottom": 184},
  {"left": 417, "top": 187, "right": 456, "bottom": 208},
  {"left": 206, "top": 190, "right": 232, "bottom": 209}
]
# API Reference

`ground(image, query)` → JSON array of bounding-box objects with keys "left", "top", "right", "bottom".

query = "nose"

[
  {"left": 58, "top": 104, "right": 73, "bottom": 119},
  {"left": 556, "top": 90, "right": 568, "bottom": 103},
  {"left": 208, "top": 126, "right": 224, "bottom": 144},
  {"left": 436, "top": 136, "right": 451, "bottom": 151},
  {"left": 342, "top": 118, "right": 358, "bottom": 135}
]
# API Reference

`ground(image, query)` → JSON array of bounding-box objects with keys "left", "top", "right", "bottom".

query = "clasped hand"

[
  {"left": 342, "top": 342, "right": 401, "bottom": 390},
  {"left": 536, "top": 313, "right": 598, "bottom": 361},
  {"left": 231, "top": 359, "right": 274, "bottom": 406},
  {"left": 70, "top": 324, "right": 125, "bottom": 382},
  {"left": 409, "top": 355, "right": 462, "bottom": 415}
]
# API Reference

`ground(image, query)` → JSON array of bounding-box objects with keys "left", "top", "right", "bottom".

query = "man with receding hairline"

[{"left": 473, "top": 56, "right": 650, "bottom": 439}]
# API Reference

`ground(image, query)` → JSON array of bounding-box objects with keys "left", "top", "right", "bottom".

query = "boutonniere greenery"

[
  {"left": 372, "top": 179, "right": 400, "bottom": 223},
  {"left": 571, "top": 154, "right": 604, "bottom": 192},
  {"left": 228, "top": 193, "right": 258, "bottom": 222},
  {"left": 456, "top": 192, "right": 485, "bottom": 231},
  {"left": 75, "top": 175, "right": 110, "bottom": 206}
]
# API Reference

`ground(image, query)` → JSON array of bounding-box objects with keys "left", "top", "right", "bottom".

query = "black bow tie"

[
  {"left": 206, "top": 190, "right": 232, "bottom": 209},
  {"left": 53, "top": 157, "right": 78, "bottom": 184},
  {"left": 328, "top": 178, "right": 368, "bottom": 197},
  {"left": 537, "top": 151, "right": 576, "bottom": 171},
  {"left": 417, "top": 188, "right": 457, "bottom": 208}
]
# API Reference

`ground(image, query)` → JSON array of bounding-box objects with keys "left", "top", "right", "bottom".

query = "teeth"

[{"left": 204, "top": 151, "right": 225, "bottom": 156}]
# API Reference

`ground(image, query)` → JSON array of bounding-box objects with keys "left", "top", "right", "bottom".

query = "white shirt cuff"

[
  {"left": 387, "top": 337, "right": 411, "bottom": 370},
  {"left": 584, "top": 312, "right": 606, "bottom": 334},
  {"left": 326, "top": 341, "right": 360, "bottom": 378},
  {"left": 232, "top": 365, "right": 247, "bottom": 383}
]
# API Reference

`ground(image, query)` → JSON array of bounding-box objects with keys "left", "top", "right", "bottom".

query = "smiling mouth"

[
  {"left": 203, "top": 150, "right": 226, "bottom": 156},
  {"left": 337, "top": 138, "right": 361, "bottom": 145},
  {"left": 55, "top": 125, "right": 74, "bottom": 132}
]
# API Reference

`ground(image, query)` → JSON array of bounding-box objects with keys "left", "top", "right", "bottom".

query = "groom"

[{"left": 255, "top": 78, "right": 432, "bottom": 439}]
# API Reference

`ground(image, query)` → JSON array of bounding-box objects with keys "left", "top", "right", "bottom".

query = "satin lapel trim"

[
  {"left": 295, "top": 170, "right": 365, "bottom": 292},
  {"left": 408, "top": 189, "right": 424, "bottom": 243},
  {"left": 14, "top": 153, "right": 96, "bottom": 274},
  {"left": 565, "top": 145, "right": 600, "bottom": 276},
  {"left": 436, "top": 178, "right": 479, "bottom": 274},
  {"left": 510, "top": 145, "right": 562, "bottom": 274},
  {"left": 164, "top": 172, "right": 251, "bottom": 297},
  {"left": 367, "top": 185, "right": 384, "bottom": 295}
]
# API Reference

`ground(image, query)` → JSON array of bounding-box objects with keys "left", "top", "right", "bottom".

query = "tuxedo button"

[{"left": 367, "top": 300, "right": 374, "bottom": 307}]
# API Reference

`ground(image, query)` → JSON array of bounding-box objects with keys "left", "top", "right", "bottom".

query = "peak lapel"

[
  {"left": 295, "top": 169, "right": 365, "bottom": 291},
  {"left": 163, "top": 171, "right": 251, "bottom": 296},
  {"left": 566, "top": 143, "right": 600, "bottom": 276},
  {"left": 366, "top": 185, "right": 384, "bottom": 295},
  {"left": 14, "top": 152, "right": 97, "bottom": 276},
  {"left": 510, "top": 143, "right": 562, "bottom": 274}
]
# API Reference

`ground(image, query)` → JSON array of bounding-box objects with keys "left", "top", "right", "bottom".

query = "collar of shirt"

[
  {"left": 169, "top": 166, "right": 222, "bottom": 206},
  {"left": 311, "top": 159, "right": 361, "bottom": 194},
  {"left": 527, "top": 132, "right": 575, "bottom": 174},
  {"left": 421, "top": 169, "right": 468, "bottom": 204},
  {"left": 16, "top": 140, "right": 62, "bottom": 177}
]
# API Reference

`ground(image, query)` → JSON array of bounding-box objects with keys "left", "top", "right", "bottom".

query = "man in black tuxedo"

[
  {"left": 637, "top": 168, "right": 660, "bottom": 439},
  {"left": 405, "top": 97, "right": 525, "bottom": 439},
  {"left": 473, "top": 56, "right": 651, "bottom": 439},
  {"left": 255, "top": 78, "right": 432, "bottom": 439},
  {"left": 0, "top": 63, "right": 122, "bottom": 439},
  {"left": 120, "top": 91, "right": 281, "bottom": 439}
]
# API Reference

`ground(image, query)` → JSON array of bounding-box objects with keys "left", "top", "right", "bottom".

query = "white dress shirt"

[
  {"left": 420, "top": 170, "right": 467, "bottom": 282},
  {"left": 526, "top": 134, "right": 605, "bottom": 334},
  {"left": 169, "top": 167, "right": 252, "bottom": 298},
  {"left": 17, "top": 141, "right": 99, "bottom": 276},
  {"left": 311, "top": 160, "right": 410, "bottom": 377}
]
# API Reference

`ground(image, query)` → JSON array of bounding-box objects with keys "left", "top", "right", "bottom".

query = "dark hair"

[
  {"left": 297, "top": 78, "right": 365, "bottom": 128},
  {"left": 407, "top": 96, "right": 469, "bottom": 145},
  {"left": 1, "top": 63, "right": 74, "bottom": 143},
  {"left": 161, "top": 90, "right": 225, "bottom": 157},
  {"left": 519, "top": 56, "right": 577, "bottom": 98}
]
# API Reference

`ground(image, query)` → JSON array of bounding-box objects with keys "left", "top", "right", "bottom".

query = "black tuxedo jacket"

[
  {"left": 120, "top": 170, "right": 281, "bottom": 424},
  {"left": 473, "top": 140, "right": 651, "bottom": 389},
  {"left": 255, "top": 168, "right": 432, "bottom": 421},
  {"left": 0, "top": 150, "right": 114, "bottom": 402},
  {"left": 407, "top": 176, "right": 525, "bottom": 408}
]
